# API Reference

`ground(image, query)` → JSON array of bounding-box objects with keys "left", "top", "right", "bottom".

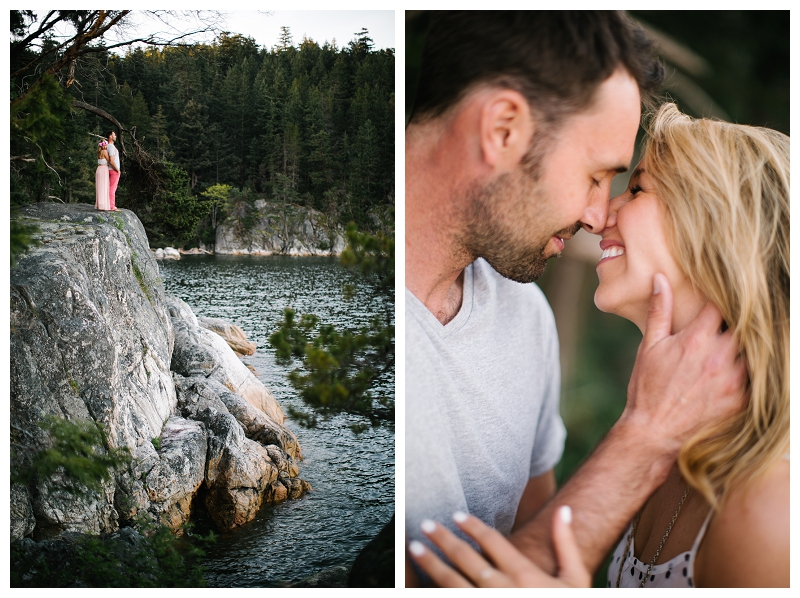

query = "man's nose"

[{"left": 579, "top": 192, "right": 610, "bottom": 234}]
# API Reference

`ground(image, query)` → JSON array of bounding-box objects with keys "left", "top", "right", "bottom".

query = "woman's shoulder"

[{"left": 695, "top": 457, "right": 789, "bottom": 587}]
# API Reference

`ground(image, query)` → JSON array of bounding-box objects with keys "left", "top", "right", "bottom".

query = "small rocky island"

[
  {"left": 10, "top": 204, "right": 309, "bottom": 547},
  {"left": 214, "top": 199, "right": 347, "bottom": 256}
]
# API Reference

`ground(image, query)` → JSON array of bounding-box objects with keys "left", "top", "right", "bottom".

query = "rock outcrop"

[
  {"left": 153, "top": 247, "right": 180, "bottom": 260},
  {"left": 168, "top": 296, "right": 289, "bottom": 429},
  {"left": 198, "top": 316, "right": 257, "bottom": 356},
  {"left": 10, "top": 203, "right": 308, "bottom": 544},
  {"left": 215, "top": 199, "right": 346, "bottom": 256},
  {"left": 139, "top": 417, "right": 207, "bottom": 530}
]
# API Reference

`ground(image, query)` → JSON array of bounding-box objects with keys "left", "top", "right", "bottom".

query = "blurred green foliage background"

[{"left": 406, "top": 10, "right": 789, "bottom": 585}]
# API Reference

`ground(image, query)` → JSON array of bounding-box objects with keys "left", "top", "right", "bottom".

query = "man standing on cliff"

[
  {"left": 106, "top": 130, "right": 121, "bottom": 211},
  {"left": 405, "top": 11, "right": 745, "bottom": 586}
]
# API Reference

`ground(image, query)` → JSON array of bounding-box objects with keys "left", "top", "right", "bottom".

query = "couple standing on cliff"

[{"left": 95, "top": 130, "right": 121, "bottom": 211}]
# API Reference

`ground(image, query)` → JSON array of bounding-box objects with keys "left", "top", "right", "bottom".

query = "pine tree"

[
  {"left": 278, "top": 26, "right": 294, "bottom": 51},
  {"left": 148, "top": 105, "right": 173, "bottom": 161},
  {"left": 173, "top": 99, "right": 211, "bottom": 189},
  {"left": 11, "top": 19, "right": 395, "bottom": 243}
]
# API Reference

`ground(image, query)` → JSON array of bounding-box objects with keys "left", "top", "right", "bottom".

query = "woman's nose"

[{"left": 602, "top": 193, "right": 627, "bottom": 231}]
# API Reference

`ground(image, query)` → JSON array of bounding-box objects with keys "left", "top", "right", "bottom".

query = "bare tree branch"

[
  {"left": 73, "top": 99, "right": 133, "bottom": 158},
  {"left": 11, "top": 10, "right": 223, "bottom": 105},
  {"left": 10, "top": 10, "right": 65, "bottom": 58}
]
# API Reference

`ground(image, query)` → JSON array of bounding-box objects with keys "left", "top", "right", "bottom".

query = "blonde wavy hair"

[{"left": 642, "top": 103, "right": 789, "bottom": 508}]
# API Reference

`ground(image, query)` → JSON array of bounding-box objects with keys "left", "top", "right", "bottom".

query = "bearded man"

[{"left": 405, "top": 11, "right": 745, "bottom": 586}]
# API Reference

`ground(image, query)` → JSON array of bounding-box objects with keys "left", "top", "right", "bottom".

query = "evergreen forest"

[{"left": 11, "top": 12, "right": 394, "bottom": 247}]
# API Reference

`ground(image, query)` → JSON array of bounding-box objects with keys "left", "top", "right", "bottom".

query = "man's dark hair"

[
  {"left": 105, "top": 130, "right": 116, "bottom": 140},
  {"left": 410, "top": 11, "right": 664, "bottom": 126}
]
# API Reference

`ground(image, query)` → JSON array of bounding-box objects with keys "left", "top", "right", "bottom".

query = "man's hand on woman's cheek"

[{"left": 621, "top": 273, "right": 747, "bottom": 456}]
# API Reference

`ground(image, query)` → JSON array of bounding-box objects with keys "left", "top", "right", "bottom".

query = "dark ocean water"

[{"left": 159, "top": 254, "right": 394, "bottom": 587}]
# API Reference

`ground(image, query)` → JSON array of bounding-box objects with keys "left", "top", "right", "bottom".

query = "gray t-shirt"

[{"left": 406, "top": 258, "right": 565, "bottom": 550}]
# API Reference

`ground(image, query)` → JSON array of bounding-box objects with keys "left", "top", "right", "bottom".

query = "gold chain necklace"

[{"left": 616, "top": 486, "right": 690, "bottom": 588}]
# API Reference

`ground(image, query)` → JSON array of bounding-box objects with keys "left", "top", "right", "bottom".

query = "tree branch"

[
  {"left": 12, "top": 10, "right": 224, "bottom": 107},
  {"left": 10, "top": 10, "right": 65, "bottom": 58},
  {"left": 72, "top": 99, "right": 126, "bottom": 152},
  {"left": 72, "top": 99, "right": 170, "bottom": 202}
]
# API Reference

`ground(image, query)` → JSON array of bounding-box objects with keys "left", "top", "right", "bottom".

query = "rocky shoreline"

[
  {"left": 151, "top": 199, "right": 348, "bottom": 260},
  {"left": 11, "top": 204, "right": 309, "bottom": 545}
]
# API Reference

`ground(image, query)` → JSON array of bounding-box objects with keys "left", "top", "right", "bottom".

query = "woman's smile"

[{"left": 598, "top": 239, "right": 626, "bottom": 264}]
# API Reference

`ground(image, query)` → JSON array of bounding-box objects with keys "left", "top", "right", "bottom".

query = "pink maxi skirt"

[{"left": 95, "top": 164, "right": 110, "bottom": 211}]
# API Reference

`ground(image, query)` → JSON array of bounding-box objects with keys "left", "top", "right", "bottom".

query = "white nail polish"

[
  {"left": 409, "top": 540, "right": 426, "bottom": 556},
  {"left": 560, "top": 505, "right": 572, "bottom": 524},
  {"left": 453, "top": 511, "right": 468, "bottom": 523},
  {"left": 420, "top": 519, "right": 436, "bottom": 534}
]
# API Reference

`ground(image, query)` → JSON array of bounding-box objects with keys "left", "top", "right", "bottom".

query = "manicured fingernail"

[
  {"left": 653, "top": 275, "right": 661, "bottom": 295},
  {"left": 420, "top": 519, "right": 436, "bottom": 534},
  {"left": 560, "top": 505, "right": 572, "bottom": 524},
  {"left": 453, "top": 511, "right": 468, "bottom": 524},
  {"left": 409, "top": 540, "right": 426, "bottom": 556}
]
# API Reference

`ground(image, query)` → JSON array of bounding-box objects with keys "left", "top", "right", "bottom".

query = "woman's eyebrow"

[{"left": 630, "top": 166, "right": 646, "bottom": 181}]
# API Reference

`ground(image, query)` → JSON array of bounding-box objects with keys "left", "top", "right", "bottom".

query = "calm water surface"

[{"left": 159, "top": 255, "right": 394, "bottom": 587}]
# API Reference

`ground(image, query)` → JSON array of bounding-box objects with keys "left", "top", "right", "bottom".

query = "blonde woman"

[
  {"left": 95, "top": 139, "right": 111, "bottom": 211},
  {"left": 409, "top": 103, "right": 789, "bottom": 587}
]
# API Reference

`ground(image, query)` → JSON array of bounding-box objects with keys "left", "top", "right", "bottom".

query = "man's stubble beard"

[{"left": 458, "top": 164, "right": 579, "bottom": 283}]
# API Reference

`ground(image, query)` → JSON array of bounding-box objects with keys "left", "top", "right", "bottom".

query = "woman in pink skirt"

[{"left": 95, "top": 140, "right": 111, "bottom": 211}]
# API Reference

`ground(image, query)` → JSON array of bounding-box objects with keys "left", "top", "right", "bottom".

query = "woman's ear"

[{"left": 479, "top": 89, "right": 535, "bottom": 172}]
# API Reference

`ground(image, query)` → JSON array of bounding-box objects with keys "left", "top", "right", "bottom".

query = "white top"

[
  {"left": 609, "top": 453, "right": 790, "bottom": 587},
  {"left": 607, "top": 509, "right": 714, "bottom": 588},
  {"left": 609, "top": 454, "right": 790, "bottom": 588},
  {"left": 97, "top": 158, "right": 107, "bottom": 165}
]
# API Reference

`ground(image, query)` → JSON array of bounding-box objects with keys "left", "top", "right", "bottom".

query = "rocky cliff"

[
  {"left": 215, "top": 199, "right": 346, "bottom": 256},
  {"left": 10, "top": 203, "right": 308, "bottom": 543}
]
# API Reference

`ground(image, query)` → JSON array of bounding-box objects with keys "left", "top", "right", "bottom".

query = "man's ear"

[{"left": 479, "top": 89, "right": 535, "bottom": 172}]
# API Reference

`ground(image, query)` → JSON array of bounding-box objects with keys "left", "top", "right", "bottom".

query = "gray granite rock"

[
  {"left": 173, "top": 374, "right": 309, "bottom": 521},
  {"left": 11, "top": 204, "right": 175, "bottom": 538},
  {"left": 173, "top": 373, "right": 230, "bottom": 421},
  {"left": 10, "top": 204, "right": 305, "bottom": 542},
  {"left": 10, "top": 484, "right": 36, "bottom": 542},
  {"left": 168, "top": 295, "right": 287, "bottom": 425},
  {"left": 199, "top": 409, "right": 278, "bottom": 529},
  {"left": 198, "top": 316, "right": 257, "bottom": 356},
  {"left": 143, "top": 416, "right": 207, "bottom": 530},
  {"left": 214, "top": 382, "right": 300, "bottom": 459},
  {"left": 32, "top": 472, "right": 118, "bottom": 540}
]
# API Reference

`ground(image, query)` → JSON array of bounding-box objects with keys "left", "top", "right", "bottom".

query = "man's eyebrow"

[{"left": 611, "top": 165, "right": 629, "bottom": 174}]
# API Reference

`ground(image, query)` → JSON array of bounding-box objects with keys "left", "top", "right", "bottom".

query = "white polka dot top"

[{"left": 606, "top": 509, "right": 714, "bottom": 588}]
